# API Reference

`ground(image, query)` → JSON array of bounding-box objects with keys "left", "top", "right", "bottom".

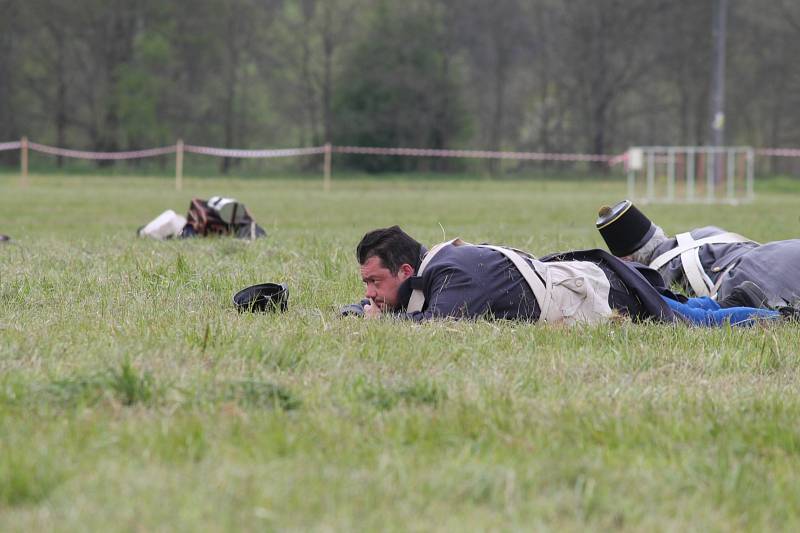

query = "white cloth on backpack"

[
  {"left": 407, "top": 239, "right": 613, "bottom": 325},
  {"left": 138, "top": 210, "right": 187, "bottom": 240}
]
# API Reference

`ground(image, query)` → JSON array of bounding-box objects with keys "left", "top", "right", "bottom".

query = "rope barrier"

[
  {"left": 333, "top": 145, "right": 615, "bottom": 162},
  {"left": 756, "top": 148, "right": 800, "bottom": 158},
  {"left": 5, "top": 139, "right": 800, "bottom": 164},
  {"left": 6, "top": 138, "right": 799, "bottom": 195},
  {"left": 607, "top": 152, "right": 629, "bottom": 166},
  {"left": 0, "top": 141, "right": 22, "bottom": 151},
  {"left": 27, "top": 142, "right": 176, "bottom": 160},
  {"left": 183, "top": 144, "right": 326, "bottom": 158}
]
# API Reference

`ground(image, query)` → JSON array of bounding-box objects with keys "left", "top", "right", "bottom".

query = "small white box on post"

[
  {"left": 627, "top": 148, "right": 644, "bottom": 171},
  {"left": 626, "top": 148, "right": 644, "bottom": 199}
]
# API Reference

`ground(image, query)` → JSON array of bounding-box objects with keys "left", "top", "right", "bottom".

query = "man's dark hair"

[{"left": 356, "top": 225, "right": 423, "bottom": 274}]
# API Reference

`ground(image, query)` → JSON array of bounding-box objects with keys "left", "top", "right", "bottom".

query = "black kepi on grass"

[{"left": 233, "top": 283, "right": 289, "bottom": 313}]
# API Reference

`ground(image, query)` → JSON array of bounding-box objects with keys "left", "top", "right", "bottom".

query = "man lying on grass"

[{"left": 347, "top": 225, "right": 787, "bottom": 327}]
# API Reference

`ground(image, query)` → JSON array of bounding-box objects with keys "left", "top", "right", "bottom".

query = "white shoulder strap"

[
  {"left": 649, "top": 231, "right": 755, "bottom": 271},
  {"left": 675, "top": 232, "right": 715, "bottom": 297},
  {"left": 406, "top": 239, "right": 557, "bottom": 322},
  {"left": 476, "top": 245, "right": 556, "bottom": 322},
  {"left": 407, "top": 238, "right": 464, "bottom": 313}
]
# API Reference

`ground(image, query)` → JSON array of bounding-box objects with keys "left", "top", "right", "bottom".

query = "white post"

[
  {"left": 175, "top": 139, "right": 184, "bottom": 191},
  {"left": 726, "top": 149, "right": 735, "bottom": 201},
  {"left": 20, "top": 136, "right": 29, "bottom": 187},
  {"left": 323, "top": 142, "right": 332, "bottom": 192},
  {"left": 706, "top": 148, "right": 715, "bottom": 203},
  {"left": 626, "top": 148, "right": 643, "bottom": 200},
  {"left": 667, "top": 148, "right": 675, "bottom": 202},
  {"left": 646, "top": 150, "right": 655, "bottom": 200},
  {"left": 746, "top": 148, "right": 754, "bottom": 200},
  {"left": 687, "top": 148, "right": 695, "bottom": 202},
  {"left": 627, "top": 168, "right": 635, "bottom": 200}
]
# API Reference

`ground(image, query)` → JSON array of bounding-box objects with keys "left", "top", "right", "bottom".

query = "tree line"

[{"left": 2, "top": 0, "right": 800, "bottom": 173}]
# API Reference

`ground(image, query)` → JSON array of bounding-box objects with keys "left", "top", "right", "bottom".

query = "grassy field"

[{"left": 2, "top": 173, "right": 800, "bottom": 531}]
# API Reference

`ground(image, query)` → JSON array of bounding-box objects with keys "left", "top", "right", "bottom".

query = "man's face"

[{"left": 360, "top": 256, "right": 413, "bottom": 311}]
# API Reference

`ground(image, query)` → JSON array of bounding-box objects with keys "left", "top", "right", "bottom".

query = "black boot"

[
  {"left": 718, "top": 281, "right": 769, "bottom": 309},
  {"left": 778, "top": 305, "right": 800, "bottom": 322}
]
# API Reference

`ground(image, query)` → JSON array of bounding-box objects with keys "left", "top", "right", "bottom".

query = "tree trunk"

[
  {"left": 221, "top": 11, "right": 239, "bottom": 174},
  {"left": 322, "top": 13, "right": 334, "bottom": 144},
  {"left": 55, "top": 35, "right": 67, "bottom": 168}
]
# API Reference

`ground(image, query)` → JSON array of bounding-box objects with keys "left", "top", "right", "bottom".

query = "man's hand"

[{"left": 364, "top": 299, "right": 383, "bottom": 319}]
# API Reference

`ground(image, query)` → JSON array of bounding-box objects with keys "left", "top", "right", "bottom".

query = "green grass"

[{"left": 1, "top": 173, "right": 800, "bottom": 531}]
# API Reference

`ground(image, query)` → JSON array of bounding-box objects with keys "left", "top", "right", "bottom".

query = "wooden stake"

[
  {"left": 20, "top": 136, "right": 29, "bottom": 187},
  {"left": 323, "top": 142, "right": 332, "bottom": 192},
  {"left": 175, "top": 139, "right": 184, "bottom": 191}
]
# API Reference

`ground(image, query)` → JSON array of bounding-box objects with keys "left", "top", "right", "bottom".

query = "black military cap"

[
  {"left": 233, "top": 283, "right": 289, "bottom": 312},
  {"left": 595, "top": 200, "right": 655, "bottom": 257}
]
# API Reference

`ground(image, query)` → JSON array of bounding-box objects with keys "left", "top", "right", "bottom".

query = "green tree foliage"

[
  {"left": 117, "top": 31, "right": 173, "bottom": 149},
  {"left": 0, "top": 0, "right": 21, "bottom": 165},
  {"left": 4, "top": 0, "right": 800, "bottom": 174},
  {"left": 334, "top": 0, "right": 469, "bottom": 171}
]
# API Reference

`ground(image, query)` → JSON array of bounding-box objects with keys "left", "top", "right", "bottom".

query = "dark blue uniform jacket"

[{"left": 389, "top": 245, "right": 676, "bottom": 323}]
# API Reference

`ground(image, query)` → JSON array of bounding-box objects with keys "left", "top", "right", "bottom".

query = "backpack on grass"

[{"left": 181, "top": 196, "right": 266, "bottom": 240}]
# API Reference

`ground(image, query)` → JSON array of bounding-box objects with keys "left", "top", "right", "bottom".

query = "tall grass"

[{"left": 0, "top": 174, "right": 799, "bottom": 531}]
